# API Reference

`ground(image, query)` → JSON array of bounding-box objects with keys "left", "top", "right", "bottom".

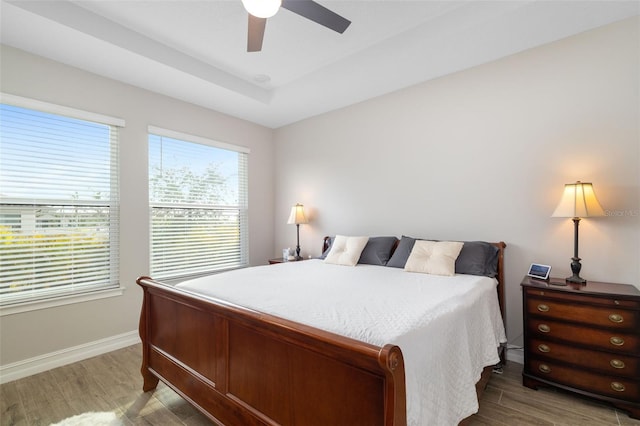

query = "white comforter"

[{"left": 178, "top": 260, "right": 507, "bottom": 426}]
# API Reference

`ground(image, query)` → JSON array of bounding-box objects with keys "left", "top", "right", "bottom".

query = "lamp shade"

[
  {"left": 241, "top": 0, "right": 281, "bottom": 18},
  {"left": 287, "top": 203, "right": 308, "bottom": 225},
  {"left": 552, "top": 181, "right": 605, "bottom": 218}
]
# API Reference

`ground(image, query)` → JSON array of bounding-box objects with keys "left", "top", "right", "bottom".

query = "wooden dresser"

[{"left": 521, "top": 276, "right": 640, "bottom": 419}]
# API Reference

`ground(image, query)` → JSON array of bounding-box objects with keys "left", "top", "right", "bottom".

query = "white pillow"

[
  {"left": 323, "top": 235, "right": 369, "bottom": 266},
  {"left": 404, "top": 240, "right": 464, "bottom": 276}
]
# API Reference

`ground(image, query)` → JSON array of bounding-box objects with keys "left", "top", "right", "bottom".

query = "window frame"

[
  {"left": 0, "top": 93, "right": 125, "bottom": 316},
  {"left": 148, "top": 126, "right": 250, "bottom": 281}
]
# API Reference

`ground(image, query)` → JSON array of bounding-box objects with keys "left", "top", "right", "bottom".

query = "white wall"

[
  {"left": 0, "top": 45, "right": 275, "bottom": 367},
  {"left": 274, "top": 17, "right": 640, "bottom": 352}
]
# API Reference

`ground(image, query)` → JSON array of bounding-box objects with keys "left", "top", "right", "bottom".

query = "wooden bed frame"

[{"left": 137, "top": 240, "right": 506, "bottom": 425}]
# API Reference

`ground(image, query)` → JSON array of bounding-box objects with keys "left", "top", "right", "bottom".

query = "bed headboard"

[
  {"left": 321, "top": 236, "right": 507, "bottom": 320},
  {"left": 491, "top": 241, "right": 507, "bottom": 318}
]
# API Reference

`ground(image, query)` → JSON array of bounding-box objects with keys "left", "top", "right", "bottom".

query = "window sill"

[
  {"left": 155, "top": 265, "right": 249, "bottom": 285},
  {"left": 0, "top": 286, "right": 126, "bottom": 316}
]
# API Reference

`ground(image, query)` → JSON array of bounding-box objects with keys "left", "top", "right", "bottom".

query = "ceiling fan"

[{"left": 241, "top": 0, "right": 351, "bottom": 52}]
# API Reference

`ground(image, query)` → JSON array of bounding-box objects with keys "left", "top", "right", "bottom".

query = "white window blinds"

[
  {"left": 0, "top": 97, "right": 121, "bottom": 306},
  {"left": 148, "top": 127, "right": 249, "bottom": 279}
]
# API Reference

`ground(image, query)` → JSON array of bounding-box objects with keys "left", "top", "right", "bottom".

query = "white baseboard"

[
  {"left": 0, "top": 330, "right": 140, "bottom": 384},
  {"left": 506, "top": 347, "right": 524, "bottom": 365}
]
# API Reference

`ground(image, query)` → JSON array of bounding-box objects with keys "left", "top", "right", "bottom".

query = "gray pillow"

[
  {"left": 386, "top": 237, "right": 499, "bottom": 277},
  {"left": 318, "top": 236, "right": 334, "bottom": 259},
  {"left": 455, "top": 241, "right": 500, "bottom": 277},
  {"left": 358, "top": 236, "right": 398, "bottom": 266},
  {"left": 385, "top": 236, "right": 417, "bottom": 268}
]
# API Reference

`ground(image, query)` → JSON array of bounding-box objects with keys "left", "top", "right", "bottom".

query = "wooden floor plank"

[
  {"left": 471, "top": 399, "right": 554, "bottom": 426},
  {"left": 49, "top": 360, "right": 118, "bottom": 415},
  {"left": 621, "top": 414, "right": 640, "bottom": 426},
  {"left": 13, "top": 371, "right": 76, "bottom": 426},
  {"left": 0, "top": 381, "right": 28, "bottom": 426},
  {"left": 21, "top": 398, "right": 75, "bottom": 426}
]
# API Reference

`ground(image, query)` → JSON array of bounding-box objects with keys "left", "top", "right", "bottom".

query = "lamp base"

[
  {"left": 566, "top": 256, "right": 586, "bottom": 285},
  {"left": 565, "top": 274, "right": 586, "bottom": 285},
  {"left": 294, "top": 224, "right": 304, "bottom": 262}
]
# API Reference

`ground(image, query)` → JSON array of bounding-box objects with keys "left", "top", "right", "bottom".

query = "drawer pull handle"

[
  {"left": 537, "top": 304, "right": 550, "bottom": 312},
  {"left": 611, "top": 382, "right": 626, "bottom": 392},
  {"left": 538, "top": 344, "right": 550, "bottom": 353},
  {"left": 610, "top": 336, "right": 625, "bottom": 346},
  {"left": 610, "top": 359, "right": 625, "bottom": 369},
  {"left": 538, "top": 364, "right": 551, "bottom": 373},
  {"left": 608, "top": 314, "right": 623, "bottom": 323},
  {"left": 538, "top": 324, "right": 550, "bottom": 333}
]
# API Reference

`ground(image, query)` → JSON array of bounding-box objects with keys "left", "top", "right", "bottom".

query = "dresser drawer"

[
  {"left": 528, "top": 358, "right": 640, "bottom": 403},
  {"left": 528, "top": 337, "right": 640, "bottom": 378},
  {"left": 527, "top": 318, "right": 640, "bottom": 355},
  {"left": 524, "top": 287, "right": 640, "bottom": 309},
  {"left": 525, "top": 296, "right": 639, "bottom": 330}
]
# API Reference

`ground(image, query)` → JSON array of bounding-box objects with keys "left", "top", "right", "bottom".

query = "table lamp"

[
  {"left": 287, "top": 203, "right": 308, "bottom": 260},
  {"left": 552, "top": 181, "right": 605, "bottom": 284}
]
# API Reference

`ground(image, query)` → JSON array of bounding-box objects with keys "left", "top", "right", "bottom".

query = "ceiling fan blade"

[
  {"left": 247, "top": 14, "right": 266, "bottom": 52},
  {"left": 281, "top": 0, "right": 351, "bottom": 34}
]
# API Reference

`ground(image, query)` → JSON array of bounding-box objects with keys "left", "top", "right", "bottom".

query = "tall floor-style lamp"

[
  {"left": 552, "top": 181, "right": 605, "bottom": 284},
  {"left": 287, "top": 203, "right": 308, "bottom": 261}
]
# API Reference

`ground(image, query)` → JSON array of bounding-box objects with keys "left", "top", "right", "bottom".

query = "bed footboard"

[{"left": 137, "top": 276, "right": 406, "bottom": 426}]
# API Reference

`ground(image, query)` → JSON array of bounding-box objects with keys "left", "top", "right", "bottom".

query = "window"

[
  {"left": 148, "top": 127, "right": 249, "bottom": 279},
  {"left": 0, "top": 95, "right": 123, "bottom": 308}
]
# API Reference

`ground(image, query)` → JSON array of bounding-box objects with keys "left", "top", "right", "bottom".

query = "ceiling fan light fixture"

[{"left": 241, "top": 0, "right": 282, "bottom": 18}]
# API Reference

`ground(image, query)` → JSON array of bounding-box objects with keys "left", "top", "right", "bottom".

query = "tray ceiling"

[{"left": 1, "top": 0, "right": 638, "bottom": 128}]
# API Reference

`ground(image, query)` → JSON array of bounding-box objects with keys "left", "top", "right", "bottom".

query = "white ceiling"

[{"left": 1, "top": 0, "right": 638, "bottom": 128}]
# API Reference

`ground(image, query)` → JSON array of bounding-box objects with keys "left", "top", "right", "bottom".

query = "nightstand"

[
  {"left": 521, "top": 276, "right": 640, "bottom": 419},
  {"left": 268, "top": 258, "right": 306, "bottom": 264}
]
